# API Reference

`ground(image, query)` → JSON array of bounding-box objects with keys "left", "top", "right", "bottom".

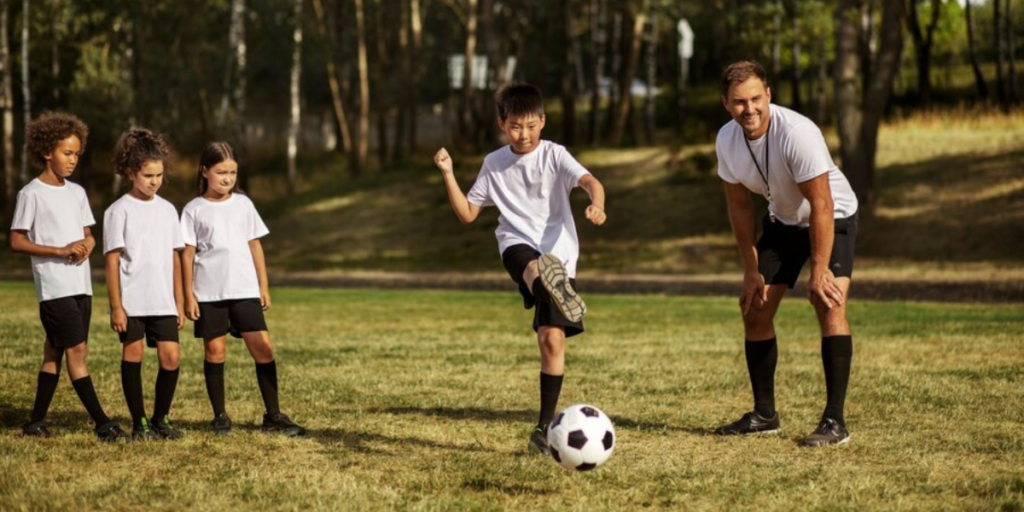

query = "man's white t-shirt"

[
  {"left": 104, "top": 194, "right": 185, "bottom": 317},
  {"left": 716, "top": 104, "right": 858, "bottom": 227},
  {"left": 180, "top": 194, "right": 269, "bottom": 302},
  {"left": 11, "top": 178, "right": 95, "bottom": 302},
  {"left": 466, "top": 140, "right": 591, "bottom": 277}
]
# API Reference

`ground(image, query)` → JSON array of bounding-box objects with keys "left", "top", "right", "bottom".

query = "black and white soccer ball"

[{"left": 546, "top": 404, "right": 615, "bottom": 471}]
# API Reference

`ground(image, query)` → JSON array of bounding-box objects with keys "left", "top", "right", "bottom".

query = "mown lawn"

[{"left": 0, "top": 281, "right": 1020, "bottom": 511}]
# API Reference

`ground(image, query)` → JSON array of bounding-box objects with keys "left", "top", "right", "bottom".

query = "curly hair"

[
  {"left": 26, "top": 112, "right": 89, "bottom": 169},
  {"left": 113, "top": 128, "right": 171, "bottom": 179}
]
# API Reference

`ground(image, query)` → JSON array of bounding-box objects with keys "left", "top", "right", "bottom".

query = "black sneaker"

[
  {"left": 151, "top": 415, "right": 183, "bottom": 440},
  {"left": 800, "top": 417, "right": 850, "bottom": 447},
  {"left": 132, "top": 417, "right": 161, "bottom": 441},
  {"left": 527, "top": 425, "right": 550, "bottom": 455},
  {"left": 262, "top": 412, "right": 306, "bottom": 437},
  {"left": 538, "top": 254, "right": 587, "bottom": 323},
  {"left": 714, "top": 411, "right": 781, "bottom": 435},
  {"left": 22, "top": 421, "right": 52, "bottom": 438},
  {"left": 95, "top": 421, "right": 129, "bottom": 442},
  {"left": 211, "top": 412, "right": 233, "bottom": 436}
]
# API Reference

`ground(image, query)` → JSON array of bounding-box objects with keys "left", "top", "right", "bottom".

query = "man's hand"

[
  {"left": 808, "top": 269, "right": 844, "bottom": 309},
  {"left": 110, "top": 306, "right": 128, "bottom": 333},
  {"left": 585, "top": 205, "right": 606, "bottom": 226},
  {"left": 740, "top": 270, "right": 767, "bottom": 316},
  {"left": 434, "top": 148, "right": 454, "bottom": 175}
]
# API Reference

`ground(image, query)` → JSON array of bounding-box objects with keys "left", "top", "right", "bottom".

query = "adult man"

[{"left": 714, "top": 60, "right": 859, "bottom": 446}]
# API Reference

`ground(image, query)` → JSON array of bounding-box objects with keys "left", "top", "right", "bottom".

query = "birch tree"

[
  {"left": 311, "top": 0, "right": 354, "bottom": 173},
  {"left": 1, "top": 0, "right": 13, "bottom": 213},
  {"left": 287, "top": 0, "right": 303, "bottom": 193},
  {"left": 19, "top": 0, "right": 28, "bottom": 184},
  {"left": 964, "top": 0, "right": 987, "bottom": 98}
]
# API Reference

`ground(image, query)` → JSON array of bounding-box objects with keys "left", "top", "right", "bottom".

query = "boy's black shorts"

[
  {"left": 501, "top": 244, "right": 584, "bottom": 338},
  {"left": 39, "top": 294, "right": 91, "bottom": 348},
  {"left": 119, "top": 316, "right": 180, "bottom": 347},
  {"left": 757, "top": 213, "right": 858, "bottom": 288},
  {"left": 194, "top": 299, "right": 267, "bottom": 339}
]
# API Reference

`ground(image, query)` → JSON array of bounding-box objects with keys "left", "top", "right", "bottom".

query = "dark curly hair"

[
  {"left": 26, "top": 112, "right": 89, "bottom": 169},
  {"left": 113, "top": 128, "right": 171, "bottom": 180}
]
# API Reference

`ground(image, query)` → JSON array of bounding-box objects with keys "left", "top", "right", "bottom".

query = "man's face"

[
  {"left": 499, "top": 113, "right": 545, "bottom": 154},
  {"left": 722, "top": 77, "right": 772, "bottom": 138}
]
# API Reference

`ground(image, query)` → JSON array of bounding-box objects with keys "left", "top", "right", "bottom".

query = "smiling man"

[{"left": 714, "top": 60, "right": 860, "bottom": 446}]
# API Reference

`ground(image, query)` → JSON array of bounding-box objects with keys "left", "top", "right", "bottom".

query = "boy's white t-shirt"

[
  {"left": 466, "top": 140, "right": 591, "bottom": 277},
  {"left": 181, "top": 194, "right": 269, "bottom": 302},
  {"left": 10, "top": 178, "right": 95, "bottom": 302},
  {"left": 103, "top": 194, "right": 185, "bottom": 317},
  {"left": 716, "top": 103, "right": 858, "bottom": 227}
]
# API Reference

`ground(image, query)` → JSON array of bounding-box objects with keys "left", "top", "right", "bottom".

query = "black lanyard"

[{"left": 743, "top": 121, "right": 776, "bottom": 222}]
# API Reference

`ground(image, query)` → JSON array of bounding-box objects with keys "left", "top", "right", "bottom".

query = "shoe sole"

[
  {"left": 716, "top": 427, "right": 782, "bottom": 436},
  {"left": 538, "top": 254, "right": 586, "bottom": 323},
  {"left": 801, "top": 434, "right": 851, "bottom": 447}
]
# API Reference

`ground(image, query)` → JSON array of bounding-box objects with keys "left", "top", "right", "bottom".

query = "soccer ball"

[{"left": 546, "top": 404, "right": 615, "bottom": 471}]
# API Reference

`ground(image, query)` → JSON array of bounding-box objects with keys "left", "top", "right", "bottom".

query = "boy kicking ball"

[{"left": 433, "top": 84, "right": 606, "bottom": 454}]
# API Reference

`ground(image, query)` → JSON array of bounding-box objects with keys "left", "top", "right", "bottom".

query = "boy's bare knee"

[
  {"left": 122, "top": 341, "right": 144, "bottom": 362},
  {"left": 158, "top": 345, "right": 180, "bottom": 370}
]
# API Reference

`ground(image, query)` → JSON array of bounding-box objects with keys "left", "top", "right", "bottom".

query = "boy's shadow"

[{"left": 307, "top": 426, "right": 491, "bottom": 455}]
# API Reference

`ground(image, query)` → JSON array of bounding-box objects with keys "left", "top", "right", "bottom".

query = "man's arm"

[
  {"left": 797, "top": 173, "right": 844, "bottom": 309},
  {"left": 577, "top": 174, "right": 607, "bottom": 226},
  {"left": 722, "top": 181, "right": 765, "bottom": 315},
  {"left": 433, "top": 147, "right": 481, "bottom": 224}
]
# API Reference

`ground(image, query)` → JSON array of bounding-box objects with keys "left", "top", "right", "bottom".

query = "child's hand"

[
  {"left": 434, "top": 148, "right": 454, "bottom": 175},
  {"left": 185, "top": 297, "right": 200, "bottom": 321},
  {"left": 110, "top": 307, "right": 128, "bottom": 333},
  {"left": 176, "top": 307, "right": 186, "bottom": 330},
  {"left": 61, "top": 241, "right": 87, "bottom": 263},
  {"left": 260, "top": 288, "right": 272, "bottom": 311},
  {"left": 585, "top": 205, "right": 607, "bottom": 226}
]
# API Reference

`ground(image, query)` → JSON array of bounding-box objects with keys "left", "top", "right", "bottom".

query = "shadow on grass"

[
  {"left": 307, "top": 426, "right": 489, "bottom": 455},
  {"left": 0, "top": 401, "right": 95, "bottom": 431},
  {"left": 376, "top": 405, "right": 536, "bottom": 423},
  {"left": 612, "top": 415, "right": 716, "bottom": 436}
]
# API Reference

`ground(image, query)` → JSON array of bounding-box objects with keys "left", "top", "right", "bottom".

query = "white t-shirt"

[
  {"left": 466, "top": 140, "right": 591, "bottom": 277},
  {"left": 180, "top": 194, "right": 269, "bottom": 302},
  {"left": 10, "top": 178, "right": 95, "bottom": 302},
  {"left": 103, "top": 194, "right": 185, "bottom": 317},
  {"left": 716, "top": 104, "right": 858, "bottom": 227}
]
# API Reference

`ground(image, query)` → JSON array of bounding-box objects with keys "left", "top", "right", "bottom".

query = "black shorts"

[
  {"left": 194, "top": 299, "right": 268, "bottom": 339},
  {"left": 501, "top": 244, "right": 584, "bottom": 338},
  {"left": 757, "top": 213, "right": 858, "bottom": 288},
  {"left": 39, "top": 295, "right": 91, "bottom": 348},
  {"left": 119, "top": 315, "right": 180, "bottom": 347}
]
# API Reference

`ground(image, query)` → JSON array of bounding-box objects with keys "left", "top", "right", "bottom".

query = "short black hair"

[
  {"left": 26, "top": 112, "right": 89, "bottom": 169},
  {"left": 495, "top": 84, "right": 544, "bottom": 121},
  {"left": 720, "top": 60, "right": 769, "bottom": 97}
]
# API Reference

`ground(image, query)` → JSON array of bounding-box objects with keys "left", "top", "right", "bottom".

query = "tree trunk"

[
  {"left": 965, "top": 0, "right": 988, "bottom": 99},
  {"left": 372, "top": 0, "right": 388, "bottom": 166},
  {"left": 561, "top": 0, "right": 576, "bottom": 146},
  {"left": 816, "top": 36, "right": 827, "bottom": 124},
  {"left": 772, "top": 3, "right": 782, "bottom": 80},
  {"left": 604, "top": 8, "right": 622, "bottom": 138},
  {"left": 644, "top": 0, "right": 656, "bottom": 145},
  {"left": 1, "top": 0, "right": 14, "bottom": 216},
  {"left": 588, "top": 0, "right": 605, "bottom": 146},
  {"left": 906, "top": 0, "right": 942, "bottom": 106},
  {"left": 787, "top": 1, "right": 802, "bottom": 111},
  {"left": 311, "top": 0, "right": 354, "bottom": 172},
  {"left": 480, "top": 0, "right": 500, "bottom": 146},
  {"left": 287, "top": 0, "right": 302, "bottom": 194},
  {"left": 834, "top": 0, "right": 904, "bottom": 211},
  {"left": 459, "top": 0, "right": 478, "bottom": 151},
  {"left": 1006, "top": 0, "right": 1017, "bottom": 104},
  {"left": 355, "top": 0, "right": 370, "bottom": 169},
  {"left": 49, "top": 0, "right": 59, "bottom": 103},
  {"left": 408, "top": 0, "right": 421, "bottom": 154},
  {"left": 393, "top": 0, "right": 409, "bottom": 162},
  {"left": 610, "top": 4, "right": 645, "bottom": 147},
  {"left": 993, "top": 0, "right": 1006, "bottom": 106},
  {"left": 19, "top": 0, "right": 28, "bottom": 184}
]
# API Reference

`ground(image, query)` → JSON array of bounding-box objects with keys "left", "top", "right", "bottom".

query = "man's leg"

[{"left": 803, "top": 278, "right": 853, "bottom": 446}]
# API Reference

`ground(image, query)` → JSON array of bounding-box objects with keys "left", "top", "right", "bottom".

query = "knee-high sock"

[
  {"left": 204, "top": 361, "right": 226, "bottom": 416},
  {"left": 822, "top": 335, "right": 853, "bottom": 425},
  {"left": 30, "top": 371, "right": 61, "bottom": 423},
  {"left": 538, "top": 372, "right": 564, "bottom": 427},
  {"left": 745, "top": 337, "right": 778, "bottom": 418},
  {"left": 152, "top": 367, "right": 180, "bottom": 421},
  {"left": 121, "top": 361, "right": 145, "bottom": 425},
  {"left": 71, "top": 376, "right": 111, "bottom": 426},
  {"left": 255, "top": 361, "right": 280, "bottom": 416}
]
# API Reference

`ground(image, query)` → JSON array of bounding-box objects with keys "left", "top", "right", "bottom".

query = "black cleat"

[
  {"left": 538, "top": 254, "right": 587, "bottom": 323},
  {"left": 211, "top": 412, "right": 233, "bottom": 436},
  {"left": 262, "top": 412, "right": 306, "bottom": 437},
  {"left": 22, "top": 421, "right": 52, "bottom": 438},
  {"left": 151, "top": 415, "right": 183, "bottom": 440},
  {"left": 96, "top": 421, "right": 129, "bottom": 442},
  {"left": 714, "top": 411, "right": 781, "bottom": 436},
  {"left": 527, "top": 425, "right": 550, "bottom": 455},
  {"left": 800, "top": 417, "right": 850, "bottom": 447},
  {"left": 132, "top": 417, "right": 161, "bottom": 441}
]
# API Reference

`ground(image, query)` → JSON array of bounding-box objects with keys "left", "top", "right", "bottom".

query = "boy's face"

[
  {"left": 44, "top": 135, "right": 83, "bottom": 179},
  {"left": 129, "top": 160, "right": 164, "bottom": 200},
  {"left": 499, "top": 113, "right": 545, "bottom": 154},
  {"left": 202, "top": 159, "right": 238, "bottom": 197}
]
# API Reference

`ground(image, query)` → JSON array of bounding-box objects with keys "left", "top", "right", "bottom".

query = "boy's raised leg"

[{"left": 538, "top": 254, "right": 586, "bottom": 323}]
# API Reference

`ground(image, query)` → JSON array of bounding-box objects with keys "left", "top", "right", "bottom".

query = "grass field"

[{"left": 0, "top": 281, "right": 1020, "bottom": 511}]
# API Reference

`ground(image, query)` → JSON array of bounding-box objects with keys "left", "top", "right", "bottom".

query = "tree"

[
  {"left": 834, "top": 0, "right": 905, "bottom": 210},
  {"left": 786, "top": 0, "right": 803, "bottom": 112},
  {"left": 609, "top": 1, "right": 645, "bottom": 146},
  {"left": 458, "top": 0, "right": 478, "bottom": 150},
  {"left": 287, "top": 0, "right": 302, "bottom": 193},
  {"left": 643, "top": 0, "right": 656, "bottom": 145},
  {"left": 19, "top": 0, "right": 28, "bottom": 185},
  {"left": 588, "top": 0, "right": 605, "bottom": 145},
  {"left": 407, "top": 0, "right": 422, "bottom": 154},
  {"left": 1, "top": 0, "right": 13, "bottom": 216},
  {"left": 905, "top": 0, "right": 943, "bottom": 106},
  {"left": 993, "top": 0, "right": 1006, "bottom": 106},
  {"left": 964, "top": 0, "right": 987, "bottom": 98},
  {"left": 561, "top": 0, "right": 577, "bottom": 146},
  {"left": 1006, "top": 0, "right": 1017, "bottom": 104},
  {"left": 355, "top": 0, "right": 370, "bottom": 169},
  {"left": 312, "top": 0, "right": 354, "bottom": 174}
]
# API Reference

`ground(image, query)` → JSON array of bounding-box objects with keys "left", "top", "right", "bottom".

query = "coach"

[{"left": 713, "top": 60, "right": 859, "bottom": 447}]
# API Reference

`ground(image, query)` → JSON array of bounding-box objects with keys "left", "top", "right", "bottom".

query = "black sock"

[
  {"left": 745, "top": 337, "right": 778, "bottom": 418},
  {"left": 538, "top": 372, "right": 564, "bottom": 427},
  {"left": 152, "top": 367, "right": 180, "bottom": 421},
  {"left": 121, "top": 361, "right": 146, "bottom": 425},
  {"left": 30, "top": 372, "right": 60, "bottom": 423},
  {"left": 255, "top": 361, "right": 280, "bottom": 416},
  {"left": 204, "top": 361, "right": 226, "bottom": 417},
  {"left": 822, "top": 335, "right": 853, "bottom": 426},
  {"left": 71, "top": 376, "right": 111, "bottom": 426}
]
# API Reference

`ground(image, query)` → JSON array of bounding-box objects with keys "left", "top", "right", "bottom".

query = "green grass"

[{"left": 0, "top": 281, "right": 1021, "bottom": 511}]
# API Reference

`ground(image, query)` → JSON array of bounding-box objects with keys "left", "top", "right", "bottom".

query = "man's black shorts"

[
  {"left": 39, "top": 294, "right": 91, "bottom": 348},
  {"left": 757, "top": 213, "right": 858, "bottom": 288},
  {"left": 194, "top": 299, "right": 268, "bottom": 339},
  {"left": 119, "top": 315, "right": 180, "bottom": 347},
  {"left": 501, "top": 244, "right": 584, "bottom": 337}
]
